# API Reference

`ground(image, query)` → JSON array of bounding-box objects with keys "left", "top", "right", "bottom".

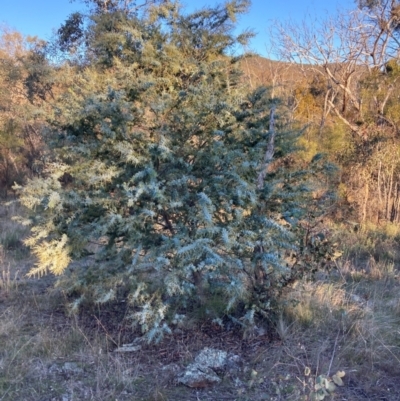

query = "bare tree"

[{"left": 269, "top": 1, "right": 400, "bottom": 138}]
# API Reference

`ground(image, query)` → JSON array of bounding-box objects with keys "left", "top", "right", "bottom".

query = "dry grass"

[
  {"left": 270, "top": 252, "right": 400, "bottom": 400},
  {"left": 1, "top": 200, "right": 400, "bottom": 400}
]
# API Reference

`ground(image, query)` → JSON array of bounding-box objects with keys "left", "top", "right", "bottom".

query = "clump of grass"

[
  {"left": 282, "top": 280, "right": 357, "bottom": 332},
  {"left": 0, "top": 200, "right": 30, "bottom": 261},
  {"left": 275, "top": 251, "right": 400, "bottom": 400},
  {"left": 0, "top": 246, "right": 20, "bottom": 296},
  {"left": 0, "top": 263, "right": 19, "bottom": 295},
  {"left": 0, "top": 293, "right": 145, "bottom": 401},
  {"left": 0, "top": 246, "right": 20, "bottom": 293},
  {"left": 0, "top": 231, "right": 22, "bottom": 250},
  {"left": 336, "top": 222, "right": 400, "bottom": 266}
]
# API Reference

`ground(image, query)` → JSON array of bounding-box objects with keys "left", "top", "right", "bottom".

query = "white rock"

[
  {"left": 177, "top": 348, "right": 233, "bottom": 388},
  {"left": 178, "top": 364, "right": 221, "bottom": 388},
  {"left": 194, "top": 347, "right": 227, "bottom": 370}
]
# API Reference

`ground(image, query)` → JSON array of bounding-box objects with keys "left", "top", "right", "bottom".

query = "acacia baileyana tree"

[{"left": 17, "top": 0, "right": 333, "bottom": 341}]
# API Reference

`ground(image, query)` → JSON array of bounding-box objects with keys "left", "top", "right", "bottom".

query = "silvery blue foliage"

[{"left": 18, "top": 0, "right": 333, "bottom": 342}]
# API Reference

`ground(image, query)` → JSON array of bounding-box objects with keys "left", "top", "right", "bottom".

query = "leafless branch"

[{"left": 257, "top": 106, "right": 276, "bottom": 189}]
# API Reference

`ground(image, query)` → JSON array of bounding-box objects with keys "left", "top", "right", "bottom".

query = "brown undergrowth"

[{"left": 1, "top": 200, "right": 400, "bottom": 400}]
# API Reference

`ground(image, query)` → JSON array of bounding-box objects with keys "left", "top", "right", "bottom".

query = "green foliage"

[
  {"left": 57, "top": 12, "right": 84, "bottom": 53},
  {"left": 23, "top": 42, "right": 54, "bottom": 104},
  {"left": 306, "top": 369, "right": 345, "bottom": 400},
  {"left": 17, "top": 0, "right": 333, "bottom": 341}
]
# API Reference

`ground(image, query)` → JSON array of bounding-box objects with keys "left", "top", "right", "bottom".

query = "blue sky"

[{"left": 1, "top": 0, "right": 354, "bottom": 56}]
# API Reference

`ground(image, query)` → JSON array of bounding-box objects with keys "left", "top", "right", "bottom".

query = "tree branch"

[
  {"left": 328, "top": 99, "right": 364, "bottom": 136},
  {"left": 257, "top": 106, "right": 276, "bottom": 189}
]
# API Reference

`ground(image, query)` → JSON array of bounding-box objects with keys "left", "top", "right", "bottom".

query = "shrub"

[{"left": 16, "top": 0, "right": 334, "bottom": 341}]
